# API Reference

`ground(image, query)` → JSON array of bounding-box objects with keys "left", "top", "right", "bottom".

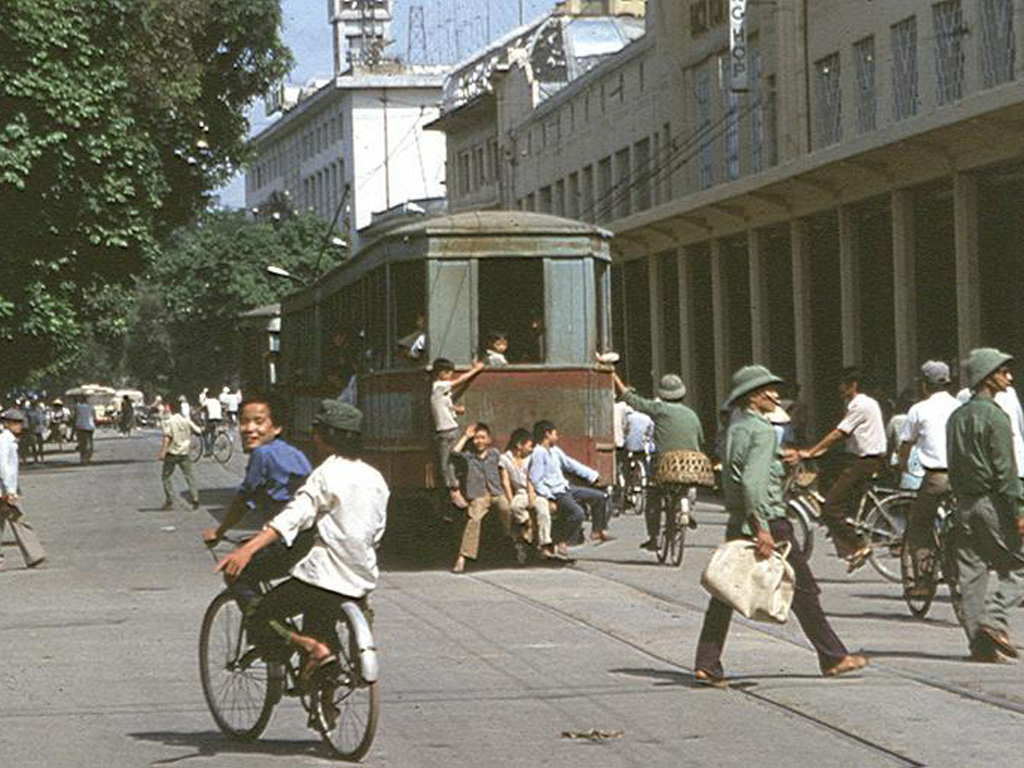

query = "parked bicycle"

[
  {"left": 200, "top": 538, "right": 380, "bottom": 761},
  {"left": 189, "top": 424, "right": 234, "bottom": 465},
  {"left": 899, "top": 492, "right": 963, "bottom": 621}
]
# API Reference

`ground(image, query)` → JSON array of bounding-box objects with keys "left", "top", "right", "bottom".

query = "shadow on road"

[
  {"left": 128, "top": 730, "right": 330, "bottom": 764},
  {"left": 860, "top": 649, "right": 969, "bottom": 663},
  {"left": 826, "top": 610, "right": 960, "bottom": 628}
]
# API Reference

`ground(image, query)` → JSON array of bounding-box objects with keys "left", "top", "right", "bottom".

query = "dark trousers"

[
  {"left": 695, "top": 518, "right": 848, "bottom": 677},
  {"left": 822, "top": 456, "right": 883, "bottom": 556},
  {"left": 231, "top": 528, "right": 316, "bottom": 611},
  {"left": 248, "top": 577, "right": 354, "bottom": 662},
  {"left": 554, "top": 486, "right": 609, "bottom": 543}
]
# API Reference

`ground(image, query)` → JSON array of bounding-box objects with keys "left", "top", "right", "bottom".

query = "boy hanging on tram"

[{"left": 430, "top": 357, "right": 485, "bottom": 510}]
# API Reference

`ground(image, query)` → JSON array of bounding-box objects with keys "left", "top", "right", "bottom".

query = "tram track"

[
  {"left": 469, "top": 572, "right": 926, "bottom": 768},
  {"left": 572, "top": 561, "right": 1024, "bottom": 720}
]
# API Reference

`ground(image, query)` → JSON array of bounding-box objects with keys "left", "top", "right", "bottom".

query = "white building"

[{"left": 245, "top": 2, "right": 447, "bottom": 251}]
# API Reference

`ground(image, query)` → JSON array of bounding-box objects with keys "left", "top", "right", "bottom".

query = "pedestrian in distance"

[
  {"left": 429, "top": 357, "right": 485, "bottom": 511},
  {"left": 27, "top": 399, "right": 48, "bottom": 463},
  {"left": 898, "top": 361, "right": 960, "bottom": 596},
  {"left": 74, "top": 395, "right": 96, "bottom": 463},
  {"left": 202, "top": 392, "right": 314, "bottom": 613},
  {"left": 451, "top": 423, "right": 514, "bottom": 573},
  {"left": 612, "top": 371, "right": 704, "bottom": 549},
  {"left": 202, "top": 387, "right": 224, "bottom": 453},
  {"left": 158, "top": 399, "right": 202, "bottom": 510},
  {"left": 946, "top": 347, "right": 1024, "bottom": 663},
  {"left": 0, "top": 408, "right": 47, "bottom": 571},
  {"left": 530, "top": 419, "right": 612, "bottom": 557},
  {"left": 797, "top": 367, "right": 885, "bottom": 571},
  {"left": 216, "top": 400, "right": 388, "bottom": 683},
  {"left": 694, "top": 365, "right": 867, "bottom": 687}
]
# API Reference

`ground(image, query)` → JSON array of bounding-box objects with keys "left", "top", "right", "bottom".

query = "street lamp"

[{"left": 266, "top": 265, "right": 306, "bottom": 285}]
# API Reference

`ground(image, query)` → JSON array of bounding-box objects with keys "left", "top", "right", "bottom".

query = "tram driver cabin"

[{"left": 279, "top": 211, "right": 617, "bottom": 510}]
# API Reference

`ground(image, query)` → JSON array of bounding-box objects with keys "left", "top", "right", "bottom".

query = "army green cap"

[
  {"left": 657, "top": 373, "right": 687, "bottom": 401},
  {"left": 1, "top": 408, "right": 25, "bottom": 423},
  {"left": 313, "top": 399, "right": 363, "bottom": 433},
  {"left": 726, "top": 365, "right": 785, "bottom": 407},
  {"left": 965, "top": 347, "right": 1013, "bottom": 389}
]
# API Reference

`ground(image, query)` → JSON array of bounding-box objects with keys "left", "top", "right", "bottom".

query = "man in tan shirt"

[{"left": 159, "top": 399, "right": 202, "bottom": 510}]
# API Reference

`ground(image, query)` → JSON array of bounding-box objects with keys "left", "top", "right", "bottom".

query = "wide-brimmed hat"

[
  {"left": 313, "top": 399, "right": 363, "bottom": 433},
  {"left": 726, "top": 365, "right": 785, "bottom": 407},
  {"left": 965, "top": 347, "right": 1013, "bottom": 389},
  {"left": 1, "top": 408, "right": 25, "bottom": 423},
  {"left": 920, "top": 360, "right": 951, "bottom": 385},
  {"left": 657, "top": 373, "right": 687, "bottom": 401}
]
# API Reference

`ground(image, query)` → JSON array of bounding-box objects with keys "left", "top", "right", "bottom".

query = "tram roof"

[{"left": 380, "top": 210, "right": 613, "bottom": 242}]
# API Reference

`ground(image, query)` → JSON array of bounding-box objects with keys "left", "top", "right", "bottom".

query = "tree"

[
  {"left": 0, "top": 0, "right": 292, "bottom": 390},
  {"left": 125, "top": 210, "right": 340, "bottom": 398}
]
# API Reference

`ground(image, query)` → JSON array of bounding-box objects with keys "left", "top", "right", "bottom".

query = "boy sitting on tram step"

[
  {"left": 501, "top": 428, "right": 551, "bottom": 560},
  {"left": 483, "top": 330, "right": 509, "bottom": 367},
  {"left": 431, "top": 357, "right": 485, "bottom": 510},
  {"left": 530, "top": 420, "right": 613, "bottom": 558},
  {"left": 451, "top": 423, "right": 515, "bottom": 573}
]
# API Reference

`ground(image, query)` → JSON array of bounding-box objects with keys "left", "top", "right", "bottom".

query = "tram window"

[
  {"left": 477, "top": 259, "right": 545, "bottom": 363},
  {"left": 391, "top": 260, "right": 427, "bottom": 365},
  {"left": 363, "top": 268, "right": 387, "bottom": 371}
]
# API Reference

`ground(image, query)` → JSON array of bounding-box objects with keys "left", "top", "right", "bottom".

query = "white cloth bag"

[{"left": 700, "top": 540, "right": 796, "bottom": 624}]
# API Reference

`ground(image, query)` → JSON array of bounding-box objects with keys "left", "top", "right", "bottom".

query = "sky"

[{"left": 218, "top": 0, "right": 556, "bottom": 208}]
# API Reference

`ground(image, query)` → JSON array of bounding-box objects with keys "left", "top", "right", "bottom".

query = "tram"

[{"left": 279, "top": 211, "right": 616, "bottom": 513}]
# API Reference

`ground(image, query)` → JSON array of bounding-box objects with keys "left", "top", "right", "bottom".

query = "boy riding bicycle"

[{"left": 216, "top": 400, "right": 389, "bottom": 683}]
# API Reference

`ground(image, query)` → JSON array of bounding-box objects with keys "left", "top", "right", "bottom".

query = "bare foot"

[
  {"left": 450, "top": 489, "right": 469, "bottom": 509},
  {"left": 452, "top": 555, "right": 466, "bottom": 573}
]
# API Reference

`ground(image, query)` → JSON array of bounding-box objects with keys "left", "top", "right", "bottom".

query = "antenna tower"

[{"left": 407, "top": 5, "right": 428, "bottom": 63}]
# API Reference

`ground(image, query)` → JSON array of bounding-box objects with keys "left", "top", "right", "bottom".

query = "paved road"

[{"left": 2, "top": 431, "right": 1023, "bottom": 767}]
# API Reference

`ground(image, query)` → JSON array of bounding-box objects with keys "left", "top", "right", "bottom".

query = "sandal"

[{"left": 300, "top": 653, "right": 339, "bottom": 689}]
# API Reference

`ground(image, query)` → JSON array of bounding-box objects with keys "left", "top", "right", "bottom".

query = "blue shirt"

[
  {"left": 623, "top": 410, "right": 654, "bottom": 453},
  {"left": 238, "top": 439, "right": 312, "bottom": 517},
  {"left": 529, "top": 445, "right": 598, "bottom": 500}
]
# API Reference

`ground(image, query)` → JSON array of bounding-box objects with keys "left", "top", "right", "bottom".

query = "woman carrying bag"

[{"left": 693, "top": 365, "right": 867, "bottom": 687}]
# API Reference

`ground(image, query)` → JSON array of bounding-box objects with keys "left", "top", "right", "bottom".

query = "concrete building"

[
  {"left": 431, "top": 0, "right": 1024, "bottom": 437},
  {"left": 245, "top": 3, "right": 447, "bottom": 251}
]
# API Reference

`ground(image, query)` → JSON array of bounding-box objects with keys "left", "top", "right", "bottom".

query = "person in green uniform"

[
  {"left": 694, "top": 365, "right": 867, "bottom": 686},
  {"left": 612, "top": 372, "right": 705, "bottom": 550},
  {"left": 946, "top": 347, "right": 1024, "bottom": 662}
]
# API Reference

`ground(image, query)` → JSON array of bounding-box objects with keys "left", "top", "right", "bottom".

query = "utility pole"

[
  {"left": 519, "top": 0, "right": 524, "bottom": 26},
  {"left": 407, "top": 5, "right": 427, "bottom": 63},
  {"left": 382, "top": 90, "right": 391, "bottom": 209}
]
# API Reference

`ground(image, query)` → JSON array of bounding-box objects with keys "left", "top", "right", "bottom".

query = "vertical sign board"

[{"left": 729, "top": 0, "right": 749, "bottom": 92}]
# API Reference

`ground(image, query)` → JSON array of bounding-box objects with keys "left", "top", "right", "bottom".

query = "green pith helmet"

[
  {"left": 726, "top": 365, "right": 785, "bottom": 407},
  {"left": 965, "top": 347, "right": 1013, "bottom": 390}
]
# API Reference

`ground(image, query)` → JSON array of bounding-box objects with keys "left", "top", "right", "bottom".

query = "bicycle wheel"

[
  {"left": 786, "top": 498, "right": 815, "bottom": 561},
  {"left": 861, "top": 497, "right": 908, "bottom": 582},
  {"left": 939, "top": 525, "right": 965, "bottom": 625},
  {"left": 212, "top": 431, "right": 233, "bottom": 465},
  {"left": 654, "top": 493, "right": 669, "bottom": 563},
  {"left": 313, "top": 609, "right": 380, "bottom": 762},
  {"left": 667, "top": 492, "right": 687, "bottom": 567},
  {"left": 899, "top": 526, "right": 936, "bottom": 619},
  {"left": 199, "top": 591, "right": 281, "bottom": 740},
  {"left": 189, "top": 435, "right": 203, "bottom": 463}
]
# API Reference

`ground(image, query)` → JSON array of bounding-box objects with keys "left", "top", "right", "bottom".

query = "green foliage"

[
  {"left": 123, "top": 210, "right": 338, "bottom": 397},
  {"left": 0, "top": 0, "right": 292, "bottom": 390}
]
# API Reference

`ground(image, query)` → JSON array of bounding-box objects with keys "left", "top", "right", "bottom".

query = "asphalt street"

[{"left": 2, "top": 430, "right": 1023, "bottom": 767}]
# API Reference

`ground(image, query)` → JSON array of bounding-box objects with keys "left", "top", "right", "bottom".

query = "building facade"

[
  {"left": 432, "top": 0, "right": 1024, "bottom": 437},
  {"left": 245, "top": 2, "right": 447, "bottom": 251}
]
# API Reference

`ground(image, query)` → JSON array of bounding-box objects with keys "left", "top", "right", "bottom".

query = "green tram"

[{"left": 279, "top": 211, "right": 617, "bottom": 514}]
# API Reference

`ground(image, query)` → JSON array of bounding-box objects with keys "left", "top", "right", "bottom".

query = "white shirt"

[
  {"left": 430, "top": 380, "right": 458, "bottom": 432},
  {"left": 75, "top": 403, "right": 96, "bottom": 431},
  {"left": 899, "top": 391, "right": 960, "bottom": 470},
  {"left": 613, "top": 402, "right": 630, "bottom": 448},
  {"left": 270, "top": 456, "right": 389, "bottom": 598},
  {"left": 958, "top": 386, "right": 1024, "bottom": 477},
  {"left": 180, "top": 401, "right": 191, "bottom": 419},
  {"left": 204, "top": 397, "right": 222, "bottom": 421},
  {"left": 837, "top": 393, "right": 887, "bottom": 457},
  {"left": 0, "top": 429, "right": 19, "bottom": 496}
]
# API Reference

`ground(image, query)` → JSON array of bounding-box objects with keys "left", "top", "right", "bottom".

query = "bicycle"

[
  {"left": 899, "top": 492, "right": 963, "bottom": 621},
  {"left": 849, "top": 477, "right": 913, "bottom": 582},
  {"left": 782, "top": 461, "right": 822, "bottom": 560},
  {"left": 652, "top": 481, "right": 696, "bottom": 567},
  {"left": 614, "top": 451, "right": 650, "bottom": 517},
  {"left": 189, "top": 423, "right": 234, "bottom": 466},
  {"left": 200, "top": 539, "right": 380, "bottom": 761}
]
